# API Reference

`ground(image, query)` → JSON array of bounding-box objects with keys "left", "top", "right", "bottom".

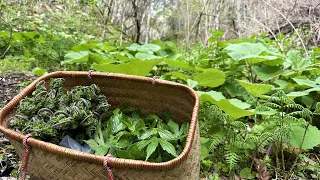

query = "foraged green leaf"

[
  {"left": 146, "top": 138, "right": 158, "bottom": 160},
  {"left": 194, "top": 69, "right": 225, "bottom": 88},
  {"left": 92, "top": 59, "right": 161, "bottom": 76},
  {"left": 158, "top": 129, "right": 175, "bottom": 140},
  {"left": 237, "top": 80, "right": 273, "bottom": 97},
  {"left": 167, "top": 120, "right": 179, "bottom": 135},
  {"left": 159, "top": 139, "right": 178, "bottom": 157},
  {"left": 290, "top": 125, "right": 320, "bottom": 150}
]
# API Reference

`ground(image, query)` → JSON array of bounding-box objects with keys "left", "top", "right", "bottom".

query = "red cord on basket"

[
  {"left": 152, "top": 76, "right": 158, "bottom": 86},
  {"left": 88, "top": 70, "right": 95, "bottom": 80},
  {"left": 20, "top": 134, "right": 32, "bottom": 180},
  {"left": 104, "top": 154, "right": 114, "bottom": 180}
]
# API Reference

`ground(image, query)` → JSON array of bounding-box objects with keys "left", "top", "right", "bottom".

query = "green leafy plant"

[{"left": 85, "top": 108, "right": 189, "bottom": 162}]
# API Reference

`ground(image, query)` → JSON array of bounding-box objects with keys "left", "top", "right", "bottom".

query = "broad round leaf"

[
  {"left": 290, "top": 125, "right": 320, "bottom": 150},
  {"left": 194, "top": 69, "right": 225, "bottom": 88},
  {"left": 237, "top": 80, "right": 273, "bottom": 97}
]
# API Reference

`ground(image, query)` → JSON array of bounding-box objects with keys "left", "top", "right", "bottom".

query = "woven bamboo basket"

[{"left": 0, "top": 71, "right": 200, "bottom": 180}]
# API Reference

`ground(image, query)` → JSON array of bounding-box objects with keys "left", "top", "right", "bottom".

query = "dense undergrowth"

[{"left": 1, "top": 1, "right": 320, "bottom": 179}]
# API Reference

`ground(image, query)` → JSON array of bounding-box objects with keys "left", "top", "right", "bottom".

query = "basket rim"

[{"left": 0, "top": 71, "right": 199, "bottom": 170}]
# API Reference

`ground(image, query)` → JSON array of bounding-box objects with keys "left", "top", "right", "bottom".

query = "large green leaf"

[
  {"left": 92, "top": 59, "right": 161, "bottom": 76},
  {"left": 197, "top": 91, "right": 225, "bottom": 101},
  {"left": 292, "top": 77, "right": 317, "bottom": 87},
  {"left": 187, "top": 79, "right": 198, "bottom": 89},
  {"left": 285, "top": 50, "right": 310, "bottom": 70},
  {"left": 290, "top": 125, "right": 320, "bottom": 150},
  {"left": 252, "top": 65, "right": 286, "bottom": 81},
  {"left": 139, "top": 44, "right": 161, "bottom": 52},
  {"left": 237, "top": 80, "right": 273, "bottom": 97},
  {"left": 135, "top": 52, "right": 159, "bottom": 60},
  {"left": 225, "top": 42, "right": 278, "bottom": 64},
  {"left": 62, "top": 51, "right": 89, "bottom": 65},
  {"left": 229, "top": 99, "right": 251, "bottom": 109},
  {"left": 218, "top": 38, "right": 255, "bottom": 48},
  {"left": 126, "top": 43, "right": 161, "bottom": 52},
  {"left": 194, "top": 69, "right": 225, "bottom": 88},
  {"left": 198, "top": 92, "right": 254, "bottom": 119}
]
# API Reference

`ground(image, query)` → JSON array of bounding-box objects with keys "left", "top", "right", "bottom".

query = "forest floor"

[{"left": 0, "top": 73, "right": 36, "bottom": 179}]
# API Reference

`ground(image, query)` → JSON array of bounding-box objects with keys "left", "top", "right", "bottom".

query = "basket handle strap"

[
  {"left": 104, "top": 154, "right": 114, "bottom": 180},
  {"left": 20, "top": 134, "right": 32, "bottom": 180},
  {"left": 88, "top": 70, "right": 95, "bottom": 80},
  {"left": 152, "top": 76, "right": 158, "bottom": 86}
]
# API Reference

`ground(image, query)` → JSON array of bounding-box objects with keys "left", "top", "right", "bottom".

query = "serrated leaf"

[
  {"left": 109, "top": 113, "right": 126, "bottom": 134},
  {"left": 194, "top": 69, "right": 225, "bottom": 88},
  {"left": 95, "top": 144, "right": 110, "bottom": 156},
  {"left": 135, "top": 140, "right": 151, "bottom": 150},
  {"left": 146, "top": 138, "right": 158, "bottom": 160},
  {"left": 84, "top": 139, "right": 99, "bottom": 150},
  {"left": 158, "top": 129, "right": 175, "bottom": 140},
  {"left": 237, "top": 80, "right": 273, "bottom": 97},
  {"left": 167, "top": 120, "right": 179, "bottom": 135},
  {"left": 92, "top": 59, "right": 161, "bottom": 76},
  {"left": 290, "top": 125, "right": 320, "bottom": 150},
  {"left": 140, "top": 129, "right": 157, "bottom": 140},
  {"left": 159, "top": 139, "right": 178, "bottom": 157}
]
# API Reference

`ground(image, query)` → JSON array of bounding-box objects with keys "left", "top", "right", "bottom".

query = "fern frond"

[
  {"left": 258, "top": 132, "right": 273, "bottom": 149},
  {"left": 224, "top": 150, "right": 239, "bottom": 171},
  {"left": 230, "top": 121, "right": 246, "bottom": 131},
  {"left": 256, "top": 105, "right": 276, "bottom": 112},
  {"left": 287, "top": 111, "right": 303, "bottom": 117},
  {"left": 264, "top": 102, "right": 281, "bottom": 109},
  {"left": 209, "top": 133, "right": 225, "bottom": 151},
  {"left": 273, "top": 126, "right": 291, "bottom": 142},
  {"left": 284, "top": 103, "right": 304, "bottom": 110}
]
